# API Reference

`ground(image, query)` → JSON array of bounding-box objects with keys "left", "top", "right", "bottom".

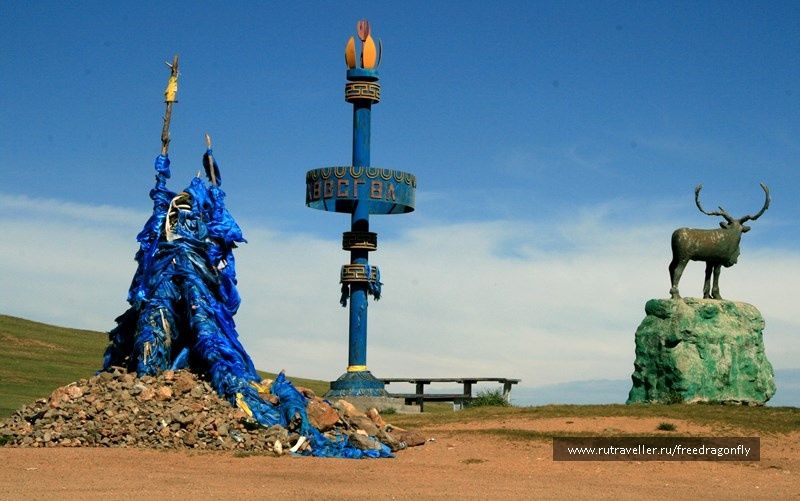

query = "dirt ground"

[{"left": 1, "top": 416, "right": 798, "bottom": 499}]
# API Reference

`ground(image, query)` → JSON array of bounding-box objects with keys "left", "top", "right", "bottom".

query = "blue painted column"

[
  {"left": 305, "top": 21, "right": 416, "bottom": 398},
  {"left": 326, "top": 67, "right": 386, "bottom": 397},
  {"left": 349, "top": 99, "right": 371, "bottom": 370}
]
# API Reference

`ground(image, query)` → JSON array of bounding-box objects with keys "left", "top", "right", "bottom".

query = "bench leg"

[
  {"left": 415, "top": 382, "right": 426, "bottom": 412},
  {"left": 502, "top": 382, "right": 512, "bottom": 403}
]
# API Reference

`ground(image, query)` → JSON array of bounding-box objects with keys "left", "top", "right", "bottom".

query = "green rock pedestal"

[{"left": 627, "top": 298, "right": 775, "bottom": 405}]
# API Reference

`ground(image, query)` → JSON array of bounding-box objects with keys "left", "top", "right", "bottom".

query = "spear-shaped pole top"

[
  {"left": 164, "top": 54, "right": 179, "bottom": 103},
  {"left": 204, "top": 132, "right": 217, "bottom": 186},
  {"left": 160, "top": 54, "right": 180, "bottom": 155},
  {"left": 165, "top": 54, "right": 179, "bottom": 72}
]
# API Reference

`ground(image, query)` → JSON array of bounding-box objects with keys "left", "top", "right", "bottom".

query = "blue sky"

[{"left": 2, "top": 2, "right": 798, "bottom": 401}]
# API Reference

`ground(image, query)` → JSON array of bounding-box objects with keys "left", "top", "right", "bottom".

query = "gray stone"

[{"left": 332, "top": 396, "right": 418, "bottom": 414}]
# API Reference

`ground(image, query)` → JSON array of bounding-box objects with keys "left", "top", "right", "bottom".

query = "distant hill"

[
  {"left": 513, "top": 370, "right": 800, "bottom": 408},
  {"left": 0, "top": 314, "right": 329, "bottom": 419},
  {"left": 511, "top": 379, "right": 630, "bottom": 406},
  {"left": 772, "top": 369, "right": 800, "bottom": 407}
]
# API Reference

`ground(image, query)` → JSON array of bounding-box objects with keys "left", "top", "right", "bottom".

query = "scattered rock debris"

[{"left": 0, "top": 368, "right": 423, "bottom": 455}]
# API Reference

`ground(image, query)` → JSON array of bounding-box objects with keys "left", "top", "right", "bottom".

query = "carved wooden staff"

[
  {"left": 203, "top": 132, "right": 217, "bottom": 186},
  {"left": 161, "top": 55, "right": 179, "bottom": 155}
]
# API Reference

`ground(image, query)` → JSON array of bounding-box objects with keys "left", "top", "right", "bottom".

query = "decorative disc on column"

[
  {"left": 345, "top": 82, "right": 381, "bottom": 103},
  {"left": 343, "top": 231, "right": 378, "bottom": 251},
  {"left": 305, "top": 166, "right": 416, "bottom": 214},
  {"left": 340, "top": 264, "right": 381, "bottom": 284}
]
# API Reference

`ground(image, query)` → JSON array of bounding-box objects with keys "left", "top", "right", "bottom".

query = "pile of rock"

[{"left": 0, "top": 368, "right": 423, "bottom": 455}]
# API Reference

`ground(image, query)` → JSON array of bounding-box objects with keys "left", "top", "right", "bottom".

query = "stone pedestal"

[
  {"left": 328, "top": 396, "right": 421, "bottom": 414},
  {"left": 325, "top": 371, "right": 388, "bottom": 398},
  {"left": 627, "top": 298, "right": 775, "bottom": 405}
]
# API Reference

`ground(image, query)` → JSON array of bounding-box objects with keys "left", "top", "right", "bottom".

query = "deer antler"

[
  {"left": 694, "top": 184, "right": 735, "bottom": 223},
  {"left": 738, "top": 183, "right": 771, "bottom": 223}
]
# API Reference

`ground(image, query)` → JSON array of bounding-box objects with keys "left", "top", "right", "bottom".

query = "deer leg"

[
  {"left": 669, "top": 258, "right": 687, "bottom": 299},
  {"left": 711, "top": 264, "right": 722, "bottom": 300},
  {"left": 703, "top": 262, "right": 713, "bottom": 299}
]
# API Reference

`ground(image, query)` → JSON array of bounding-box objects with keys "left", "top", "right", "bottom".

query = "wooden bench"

[{"left": 381, "top": 378, "right": 521, "bottom": 412}]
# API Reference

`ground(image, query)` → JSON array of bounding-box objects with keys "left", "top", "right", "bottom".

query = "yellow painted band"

[
  {"left": 347, "top": 365, "right": 368, "bottom": 372},
  {"left": 165, "top": 76, "right": 178, "bottom": 102}
]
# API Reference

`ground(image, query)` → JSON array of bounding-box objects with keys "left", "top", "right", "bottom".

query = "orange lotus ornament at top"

[
  {"left": 345, "top": 36, "right": 356, "bottom": 69},
  {"left": 345, "top": 19, "right": 381, "bottom": 70}
]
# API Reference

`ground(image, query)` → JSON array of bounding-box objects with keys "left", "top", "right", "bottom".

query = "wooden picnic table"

[{"left": 381, "top": 377, "right": 521, "bottom": 411}]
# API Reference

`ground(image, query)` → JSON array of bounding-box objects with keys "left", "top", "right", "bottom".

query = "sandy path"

[{"left": 1, "top": 419, "right": 798, "bottom": 499}]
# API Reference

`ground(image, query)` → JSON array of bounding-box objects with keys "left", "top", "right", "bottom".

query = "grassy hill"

[
  {"left": 0, "top": 315, "right": 107, "bottom": 417},
  {"left": 3, "top": 314, "right": 798, "bottom": 436},
  {"left": 0, "top": 314, "right": 329, "bottom": 419}
]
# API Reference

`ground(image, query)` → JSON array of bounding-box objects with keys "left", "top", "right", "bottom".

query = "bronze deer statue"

[{"left": 669, "top": 183, "right": 770, "bottom": 300}]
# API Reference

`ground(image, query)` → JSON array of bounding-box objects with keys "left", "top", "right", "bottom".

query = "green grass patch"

[
  {"left": 657, "top": 421, "right": 677, "bottom": 431},
  {"left": 465, "top": 389, "right": 510, "bottom": 408},
  {"left": 0, "top": 314, "right": 107, "bottom": 418}
]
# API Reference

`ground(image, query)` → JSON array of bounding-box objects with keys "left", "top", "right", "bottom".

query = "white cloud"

[{"left": 1, "top": 193, "right": 797, "bottom": 391}]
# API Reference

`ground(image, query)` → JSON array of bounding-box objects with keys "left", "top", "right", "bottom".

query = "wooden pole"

[
  {"left": 204, "top": 132, "right": 217, "bottom": 186},
  {"left": 160, "top": 55, "right": 179, "bottom": 155}
]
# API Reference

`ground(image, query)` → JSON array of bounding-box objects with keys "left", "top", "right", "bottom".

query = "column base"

[{"left": 325, "top": 370, "right": 388, "bottom": 398}]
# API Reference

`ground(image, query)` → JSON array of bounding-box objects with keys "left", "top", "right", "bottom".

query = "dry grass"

[{"left": 388, "top": 403, "right": 800, "bottom": 435}]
